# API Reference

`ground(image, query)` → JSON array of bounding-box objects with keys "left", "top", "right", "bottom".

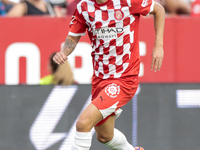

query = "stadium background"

[{"left": 1, "top": 16, "right": 200, "bottom": 150}]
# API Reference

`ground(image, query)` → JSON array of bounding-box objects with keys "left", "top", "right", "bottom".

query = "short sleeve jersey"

[{"left": 69, "top": 0, "right": 154, "bottom": 79}]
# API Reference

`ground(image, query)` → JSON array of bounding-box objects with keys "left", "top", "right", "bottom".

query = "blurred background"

[{"left": 0, "top": 0, "right": 200, "bottom": 150}]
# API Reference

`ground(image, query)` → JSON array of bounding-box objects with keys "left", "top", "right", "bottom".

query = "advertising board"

[
  {"left": 1, "top": 84, "right": 200, "bottom": 150},
  {"left": 1, "top": 17, "right": 200, "bottom": 84}
]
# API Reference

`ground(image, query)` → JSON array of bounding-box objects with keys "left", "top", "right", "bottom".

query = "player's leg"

[
  {"left": 95, "top": 115, "right": 115, "bottom": 143},
  {"left": 76, "top": 103, "right": 103, "bottom": 132},
  {"left": 95, "top": 115, "right": 135, "bottom": 150},
  {"left": 71, "top": 103, "right": 103, "bottom": 150}
]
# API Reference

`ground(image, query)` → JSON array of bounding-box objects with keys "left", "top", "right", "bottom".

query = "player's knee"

[
  {"left": 76, "top": 118, "right": 91, "bottom": 132},
  {"left": 97, "top": 134, "right": 113, "bottom": 144},
  {"left": 76, "top": 119, "right": 87, "bottom": 131}
]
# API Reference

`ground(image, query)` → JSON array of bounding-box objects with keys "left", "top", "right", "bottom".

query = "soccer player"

[{"left": 53, "top": 0, "right": 165, "bottom": 149}]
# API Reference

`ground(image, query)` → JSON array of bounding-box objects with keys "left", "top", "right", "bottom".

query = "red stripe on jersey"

[
  {"left": 104, "top": 47, "right": 110, "bottom": 55},
  {"left": 123, "top": 17, "right": 130, "bottom": 26},
  {"left": 96, "top": 47, "right": 100, "bottom": 53},
  {"left": 120, "top": 0, "right": 128, "bottom": 7},
  {"left": 122, "top": 54, "right": 130, "bottom": 64},
  {"left": 106, "top": 0, "right": 114, "bottom": 9},
  {"left": 95, "top": 61, "right": 99, "bottom": 71},
  {"left": 117, "top": 32, "right": 123, "bottom": 38},
  {"left": 123, "top": 34, "right": 130, "bottom": 44},
  {"left": 109, "top": 56, "right": 116, "bottom": 65},
  {"left": 99, "top": 72, "right": 104, "bottom": 78},
  {"left": 116, "top": 65, "right": 123, "bottom": 73},
  {"left": 99, "top": 55, "right": 104, "bottom": 61},
  {"left": 102, "top": 11, "right": 109, "bottom": 21},
  {"left": 96, "top": 21, "right": 103, "bottom": 29},
  {"left": 103, "top": 64, "right": 109, "bottom": 74},
  {"left": 110, "top": 39, "right": 116, "bottom": 46},
  {"left": 108, "top": 20, "right": 116, "bottom": 27},
  {"left": 81, "top": 1, "right": 88, "bottom": 12},
  {"left": 92, "top": 38, "right": 97, "bottom": 47},
  {"left": 116, "top": 46, "right": 124, "bottom": 55},
  {"left": 100, "top": 39, "right": 104, "bottom": 45},
  {"left": 130, "top": 19, "right": 137, "bottom": 32}
]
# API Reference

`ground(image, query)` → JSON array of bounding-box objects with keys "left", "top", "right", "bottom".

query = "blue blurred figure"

[{"left": 0, "top": 1, "right": 6, "bottom": 16}]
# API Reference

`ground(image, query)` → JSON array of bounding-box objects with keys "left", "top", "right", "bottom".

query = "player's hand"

[
  {"left": 53, "top": 51, "right": 68, "bottom": 65},
  {"left": 151, "top": 46, "right": 164, "bottom": 72}
]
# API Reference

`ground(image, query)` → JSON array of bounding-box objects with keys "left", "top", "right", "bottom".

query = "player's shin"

[
  {"left": 71, "top": 131, "right": 92, "bottom": 150},
  {"left": 105, "top": 128, "right": 134, "bottom": 150}
]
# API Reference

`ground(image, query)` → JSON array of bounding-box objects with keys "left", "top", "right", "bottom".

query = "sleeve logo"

[{"left": 70, "top": 16, "right": 76, "bottom": 25}]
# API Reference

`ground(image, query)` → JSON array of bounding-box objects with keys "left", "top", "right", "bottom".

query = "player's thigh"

[
  {"left": 76, "top": 103, "right": 103, "bottom": 132},
  {"left": 94, "top": 115, "right": 115, "bottom": 143}
]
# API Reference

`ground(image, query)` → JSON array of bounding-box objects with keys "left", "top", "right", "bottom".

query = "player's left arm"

[{"left": 150, "top": 2, "right": 165, "bottom": 72}]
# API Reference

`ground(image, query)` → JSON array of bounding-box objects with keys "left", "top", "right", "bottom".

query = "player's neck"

[{"left": 96, "top": 0, "right": 108, "bottom": 4}]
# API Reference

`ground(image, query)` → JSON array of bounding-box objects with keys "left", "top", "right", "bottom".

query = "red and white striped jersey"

[{"left": 69, "top": 0, "right": 154, "bottom": 79}]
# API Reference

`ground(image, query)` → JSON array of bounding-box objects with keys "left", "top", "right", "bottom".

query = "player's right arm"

[
  {"left": 53, "top": 35, "right": 81, "bottom": 65},
  {"left": 53, "top": 3, "right": 87, "bottom": 65}
]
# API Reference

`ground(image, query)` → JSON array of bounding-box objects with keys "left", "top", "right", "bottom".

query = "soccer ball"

[{"left": 135, "top": 147, "right": 144, "bottom": 150}]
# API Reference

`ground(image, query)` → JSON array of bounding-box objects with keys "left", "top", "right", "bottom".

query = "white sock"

[
  {"left": 105, "top": 128, "right": 135, "bottom": 150},
  {"left": 71, "top": 131, "right": 92, "bottom": 150}
]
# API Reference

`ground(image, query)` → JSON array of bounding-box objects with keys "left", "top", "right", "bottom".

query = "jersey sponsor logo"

[
  {"left": 114, "top": 9, "right": 124, "bottom": 20},
  {"left": 141, "top": 0, "right": 149, "bottom": 7},
  {"left": 105, "top": 83, "right": 120, "bottom": 98},
  {"left": 94, "top": 27, "right": 123, "bottom": 39}
]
